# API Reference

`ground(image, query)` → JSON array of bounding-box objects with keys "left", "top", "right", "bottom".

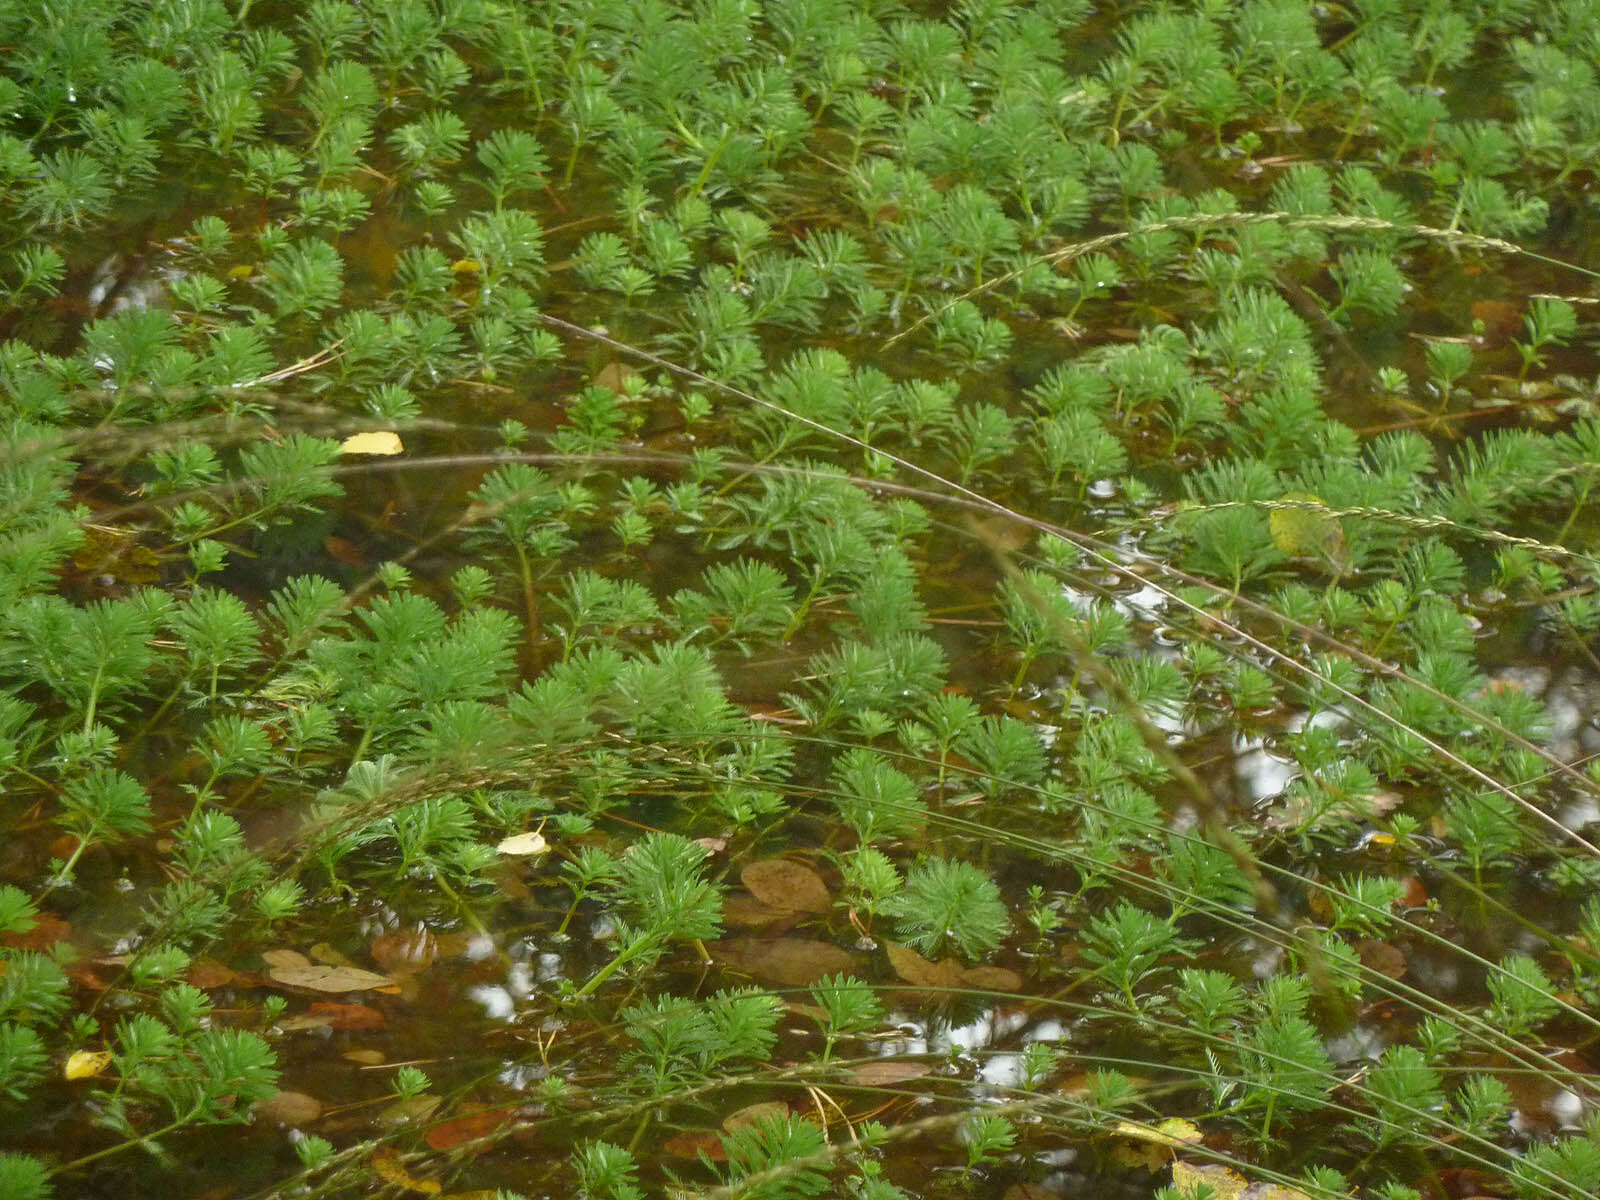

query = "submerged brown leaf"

[
  {"left": 185, "top": 957, "right": 240, "bottom": 989},
  {"left": 662, "top": 1130, "right": 728, "bottom": 1161},
  {"left": 886, "top": 942, "right": 965, "bottom": 990},
  {"left": 1, "top": 911, "right": 71, "bottom": 952},
  {"left": 255, "top": 1090, "right": 325, "bottom": 1125},
  {"left": 722, "top": 1101, "right": 788, "bottom": 1133},
  {"left": 307, "top": 1001, "right": 387, "bottom": 1031},
  {"left": 424, "top": 1107, "right": 514, "bottom": 1152},
  {"left": 885, "top": 943, "right": 1022, "bottom": 998},
  {"left": 268, "top": 964, "right": 393, "bottom": 993},
  {"left": 960, "top": 965, "right": 1024, "bottom": 993},
  {"left": 1356, "top": 938, "right": 1408, "bottom": 980},
  {"left": 371, "top": 927, "right": 438, "bottom": 976},
  {"left": 721, "top": 893, "right": 799, "bottom": 931},
  {"left": 740, "top": 859, "right": 832, "bottom": 915},
  {"left": 709, "top": 937, "right": 857, "bottom": 986},
  {"left": 845, "top": 1060, "right": 934, "bottom": 1086}
]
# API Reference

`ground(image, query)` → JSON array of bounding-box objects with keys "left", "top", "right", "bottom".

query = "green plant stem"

[
  {"left": 51, "top": 1106, "right": 204, "bottom": 1177},
  {"left": 569, "top": 933, "right": 661, "bottom": 1001}
]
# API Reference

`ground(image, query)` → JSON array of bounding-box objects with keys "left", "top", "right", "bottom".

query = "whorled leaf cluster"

[{"left": 2, "top": 3, "right": 1600, "bottom": 1200}]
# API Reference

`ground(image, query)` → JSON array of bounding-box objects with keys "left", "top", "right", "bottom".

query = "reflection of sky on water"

[{"left": 878, "top": 1010, "right": 1064, "bottom": 1094}]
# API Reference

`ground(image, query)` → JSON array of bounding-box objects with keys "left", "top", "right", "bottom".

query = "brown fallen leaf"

[
  {"left": 1266, "top": 787, "right": 1403, "bottom": 832},
  {"left": 709, "top": 938, "right": 857, "bottom": 987},
  {"left": 431, "top": 931, "right": 480, "bottom": 959},
  {"left": 1471, "top": 299, "right": 1523, "bottom": 348},
  {"left": 721, "top": 893, "right": 800, "bottom": 932},
  {"left": 309, "top": 942, "right": 362, "bottom": 969},
  {"left": 886, "top": 942, "right": 1023, "bottom": 1000},
  {"left": 64, "top": 962, "right": 114, "bottom": 992},
  {"left": 255, "top": 1090, "right": 325, "bottom": 1125},
  {"left": 185, "top": 957, "right": 239, "bottom": 989},
  {"left": 322, "top": 534, "right": 367, "bottom": 567},
  {"left": 741, "top": 859, "right": 832, "bottom": 915},
  {"left": 885, "top": 943, "right": 965, "bottom": 991},
  {"left": 1433, "top": 1168, "right": 1504, "bottom": 1200},
  {"left": 1356, "top": 938, "right": 1408, "bottom": 980},
  {"left": 268, "top": 964, "right": 393, "bottom": 993},
  {"left": 343, "top": 1049, "right": 387, "bottom": 1066},
  {"left": 845, "top": 1060, "right": 934, "bottom": 1086},
  {"left": 594, "top": 361, "right": 640, "bottom": 394},
  {"left": 960, "top": 965, "right": 1024, "bottom": 994},
  {"left": 371, "top": 928, "right": 438, "bottom": 976},
  {"left": 308, "top": 1001, "right": 387, "bottom": 1031},
  {"left": 662, "top": 1130, "right": 727, "bottom": 1161},
  {"left": 1, "top": 911, "right": 71, "bottom": 952},
  {"left": 424, "top": 1107, "right": 514, "bottom": 1152},
  {"left": 722, "top": 1101, "right": 788, "bottom": 1133},
  {"left": 276, "top": 1013, "right": 336, "bottom": 1032}
]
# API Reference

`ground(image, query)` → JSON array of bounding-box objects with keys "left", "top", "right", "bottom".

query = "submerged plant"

[{"left": 2, "top": 3, "right": 1600, "bottom": 1199}]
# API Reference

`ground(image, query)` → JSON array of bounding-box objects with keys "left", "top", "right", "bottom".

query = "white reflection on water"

[{"left": 469, "top": 983, "right": 514, "bottom": 1020}]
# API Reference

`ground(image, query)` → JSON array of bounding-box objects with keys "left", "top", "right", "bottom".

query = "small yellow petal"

[
  {"left": 338, "top": 431, "right": 404, "bottom": 456},
  {"left": 495, "top": 831, "right": 548, "bottom": 856},
  {"left": 65, "top": 1049, "right": 114, "bottom": 1081}
]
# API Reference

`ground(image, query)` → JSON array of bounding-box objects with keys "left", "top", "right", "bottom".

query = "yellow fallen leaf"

[
  {"left": 338, "top": 431, "right": 404, "bottom": 456},
  {"left": 1268, "top": 493, "right": 1347, "bottom": 568},
  {"left": 451, "top": 259, "right": 481, "bottom": 275},
  {"left": 1114, "top": 1117, "right": 1203, "bottom": 1148},
  {"left": 227, "top": 263, "right": 256, "bottom": 280},
  {"left": 64, "top": 1049, "right": 113, "bottom": 1080},
  {"left": 1243, "top": 1183, "right": 1315, "bottom": 1200},
  {"left": 495, "top": 831, "right": 548, "bottom": 856},
  {"left": 1171, "top": 1160, "right": 1247, "bottom": 1200},
  {"left": 372, "top": 1146, "right": 442, "bottom": 1195}
]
